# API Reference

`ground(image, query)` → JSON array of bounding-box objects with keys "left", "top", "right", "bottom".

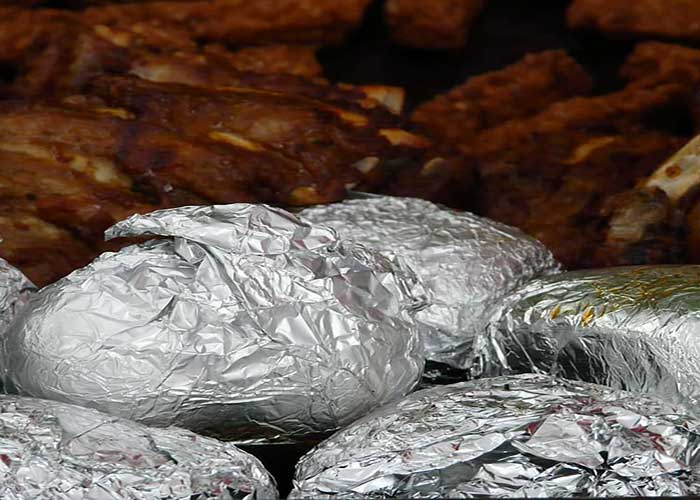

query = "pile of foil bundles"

[
  {"left": 291, "top": 374, "right": 700, "bottom": 498},
  {"left": 0, "top": 257, "right": 34, "bottom": 335},
  {"left": 473, "top": 265, "right": 700, "bottom": 413},
  {"left": 2, "top": 204, "right": 425, "bottom": 444},
  {"left": 301, "top": 195, "right": 560, "bottom": 373},
  {"left": 0, "top": 394, "right": 277, "bottom": 500}
]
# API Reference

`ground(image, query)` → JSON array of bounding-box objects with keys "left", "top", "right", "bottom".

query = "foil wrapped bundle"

[
  {"left": 0, "top": 394, "right": 277, "bottom": 499},
  {"left": 301, "top": 195, "right": 560, "bottom": 371},
  {"left": 3, "top": 204, "right": 424, "bottom": 444},
  {"left": 0, "top": 257, "right": 34, "bottom": 335},
  {"left": 473, "top": 265, "right": 700, "bottom": 413},
  {"left": 291, "top": 374, "right": 700, "bottom": 498}
]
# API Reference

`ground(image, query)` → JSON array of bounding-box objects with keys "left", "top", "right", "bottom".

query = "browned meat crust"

[
  {"left": 82, "top": 0, "right": 372, "bottom": 46},
  {"left": 384, "top": 0, "right": 485, "bottom": 49},
  {"left": 621, "top": 41, "right": 700, "bottom": 88},
  {"left": 84, "top": 75, "right": 427, "bottom": 191},
  {"left": 567, "top": 0, "right": 700, "bottom": 41},
  {"left": 473, "top": 84, "right": 690, "bottom": 268},
  {"left": 411, "top": 51, "right": 593, "bottom": 148}
]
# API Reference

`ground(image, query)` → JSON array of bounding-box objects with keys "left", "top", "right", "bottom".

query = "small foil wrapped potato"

[
  {"left": 0, "top": 394, "right": 277, "bottom": 500},
  {"left": 301, "top": 195, "right": 560, "bottom": 372},
  {"left": 292, "top": 374, "right": 700, "bottom": 498},
  {"left": 474, "top": 265, "right": 700, "bottom": 413},
  {"left": 2, "top": 204, "right": 425, "bottom": 444}
]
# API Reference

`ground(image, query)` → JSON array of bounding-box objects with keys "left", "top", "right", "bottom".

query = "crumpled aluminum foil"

[
  {"left": 473, "top": 265, "right": 700, "bottom": 413},
  {"left": 0, "top": 257, "right": 34, "bottom": 335},
  {"left": 0, "top": 394, "right": 277, "bottom": 499},
  {"left": 2, "top": 204, "right": 424, "bottom": 444},
  {"left": 300, "top": 195, "right": 560, "bottom": 371},
  {"left": 291, "top": 374, "right": 700, "bottom": 498}
]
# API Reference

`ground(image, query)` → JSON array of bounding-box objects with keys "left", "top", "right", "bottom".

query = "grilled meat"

[
  {"left": 82, "top": 0, "right": 371, "bottom": 46},
  {"left": 598, "top": 133, "right": 700, "bottom": 266},
  {"left": 384, "top": 0, "right": 486, "bottom": 49},
  {"left": 473, "top": 84, "right": 690, "bottom": 268},
  {"left": 412, "top": 51, "right": 593, "bottom": 149},
  {"left": 567, "top": 0, "right": 700, "bottom": 41}
]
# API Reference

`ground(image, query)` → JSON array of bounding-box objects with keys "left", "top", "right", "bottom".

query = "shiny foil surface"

[
  {"left": 473, "top": 265, "right": 700, "bottom": 413},
  {"left": 0, "top": 394, "right": 277, "bottom": 500},
  {"left": 291, "top": 374, "right": 700, "bottom": 498},
  {"left": 300, "top": 195, "right": 560, "bottom": 370},
  {"left": 3, "top": 204, "right": 424, "bottom": 444},
  {"left": 0, "top": 257, "right": 34, "bottom": 335}
]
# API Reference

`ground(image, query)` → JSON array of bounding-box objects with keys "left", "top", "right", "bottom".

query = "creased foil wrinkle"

[{"left": 301, "top": 195, "right": 560, "bottom": 370}]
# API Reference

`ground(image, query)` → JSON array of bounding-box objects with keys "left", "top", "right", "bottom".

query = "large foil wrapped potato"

[
  {"left": 292, "top": 374, "right": 700, "bottom": 498},
  {"left": 3, "top": 204, "right": 425, "bottom": 444},
  {"left": 474, "top": 266, "right": 700, "bottom": 413},
  {"left": 0, "top": 395, "right": 277, "bottom": 499}
]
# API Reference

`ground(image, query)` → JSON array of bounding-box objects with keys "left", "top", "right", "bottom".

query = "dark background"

[{"left": 321, "top": 0, "right": 637, "bottom": 112}]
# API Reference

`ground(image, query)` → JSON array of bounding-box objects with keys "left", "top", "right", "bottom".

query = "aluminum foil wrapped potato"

[
  {"left": 0, "top": 394, "right": 277, "bottom": 499},
  {"left": 0, "top": 257, "right": 34, "bottom": 335},
  {"left": 291, "top": 374, "right": 700, "bottom": 498},
  {"left": 3, "top": 204, "right": 425, "bottom": 444},
  {"left": 301, "top": 195, "right": 560, "bottom": 372},
  {"left": 474, "top": 265, "right": 700, "bottom": 413}
]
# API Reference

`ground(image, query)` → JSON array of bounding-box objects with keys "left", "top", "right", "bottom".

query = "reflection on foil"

[
  {"left": 0, "top": 394, "right": 278, "bottom": 499},
  {"left": 301, "top": 195, "right": 560, "bottom": 371},
  {"left": 474, "top": 265, "right": 700, "bottom": 413},
  {"left": 3, "top": 204, "right": 424, "bottom": 444},
  {"left": 292, "top": 374, "right": 700, "bottom": 498}
]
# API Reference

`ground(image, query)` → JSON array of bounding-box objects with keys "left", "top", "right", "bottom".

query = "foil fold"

[
  {"left": 3, "top": 204, "right": 424, "bottom": 444},
  {"left": 473, "top": 265, "right": 700, "bottom": 413},
  {"left": 0, "top": 394, "right": 277, "bottom": 499},
  {"left": 0, "top": 257, "right": 34, "bottom": 335},
  {"left": 291, "top": 374, "right": 700, "bottom": 498},
  {"left": 301, "top": 195, "right": 560, "bottom": 371}
]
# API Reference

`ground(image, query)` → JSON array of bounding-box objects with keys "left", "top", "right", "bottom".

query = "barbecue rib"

[
  {"left": 384, "top": 0, "right": 486, "bottom": 49},
  {"left": 411, "top": 51, "right": 593, "bottom": 149},
  {"left": 567, "top": 0, "right": 700, "bottom": 41},
  {"left": 598, "top": 134, "right": 700, "bottom": 266},
  {"left": 82, "top": 0, "right": 371, "bottom": 46},
  {"left": 472, "top": 84, "right": 690, "bottom": 268}
]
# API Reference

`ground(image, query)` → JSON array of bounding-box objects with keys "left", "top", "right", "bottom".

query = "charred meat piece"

[
  {"left": 474, "top": 84, "right": 690, "bottom": 268},
  {"left": 567, "top": 0, "right": 700, "bottom": 41},
  {"left": 126, "top": 49, "right": 405, "bottom": 116},
  {"left": 596, "top": 133, "right": 700, "bottom": 267},
  {"left": 0, "top": 7, "right": 194, "bottom": 65},
  {"left": 0, "top": 207, "right": 96, "bottom": 288},
  {"left": 84, "top": 75, "right": 427, "bottom": 194},
  {"left": 621, "top": 41, "right": 700, "bottom": 95},
  {"left": 4, "top": 15, "right": 405, "bottom": 120},
  {"left": 0, "top": 99, "right": 339, "bottom": 206},
  {"left": 82, "top": 0, "right": 372, "bottom": 46},
  {"left": 384, "top": 0, "right": 485, "bottom": 49},
  {"left": 412, "top": 51, "right": 593, "bottom": 149}
]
